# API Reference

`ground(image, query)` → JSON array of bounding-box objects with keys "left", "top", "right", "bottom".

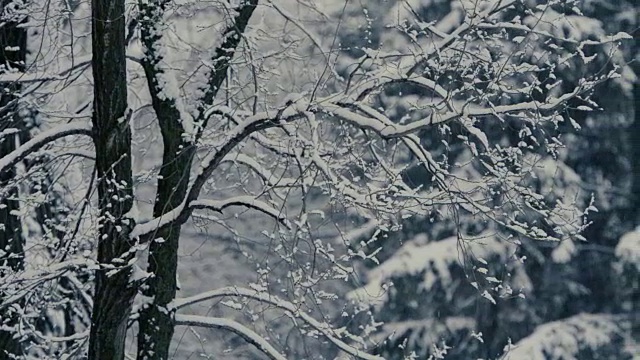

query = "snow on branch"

[
  {"left": 221, "top": 154, "right": 298, "bottom": 188},
  {"left": 319, "top": 80, "right": 600, "bottom": 139},
  {"left": 186, "top": 106, "right": 308, "bottom": 205},
  {"left": 615, "top": 229, "right": 640, "bottom": 271},
  {"left": 503, "top": 314, "right": 625, "bottom": 360},
  {"left": 403, "top": 0, "right": 515, "bottom": 78},
  {"left": 0, "top": 122, "right": 93, "bottom": 176},
  {"left": 194, "top": 0, "right": 259, "bottom": 122},
  {"left": 131, "top": 195, "right": 289, "bottom": 240},
  {"left": 129, "top": 108, "right": 304, "bottom": 239},
  {"left": 0, "top": 258, "right": 98, "bottom": 311},
  {"left": 348, "top": 233, "right": 522, "bottom": 306},
  {"left": 129, "top": 204, "right": 184, "bottom": 240},
  {"left": 170, "top": 287, "right": 384, "bottom": 360},
  {"left": 174, "top": 315, "right": 286, "bottom": 360},
  {"left": 190, "top": 196, "right": 290, "bottom": 228}
]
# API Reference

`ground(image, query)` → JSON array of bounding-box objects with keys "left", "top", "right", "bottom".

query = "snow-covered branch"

[
  {"left": 190, "top": 197, "right": 290, "bottom": 228},
  {"left": 185, "top": 106, "right": 307, "bottom": 206},
  {"left": 194, "top": 0, "right": 259, "bottom": 123},
  {"left": 0, "top": 258, "right": 98, "bottom": 311},
  {"left": 503, "top": 314, "right": 625, "bottom": 360},
  {"left": 170, "top": 287, "right": 384, "bottom": 360},
  {"left": 131, "top": 195, "right": 290, "bottom": 240},
  {"left": 174, "top": 315, "right": 287, "bottom": 360},
  {"left": 320, "top": 80, "right": 598, "bottom": 138},
  {"left": 0, "top": 122, "right": 93, "bottom": 176},
  {"left": 222, "top": 154, "right": 298, "bottom": 188}
]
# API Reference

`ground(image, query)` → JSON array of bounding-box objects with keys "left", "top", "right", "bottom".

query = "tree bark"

[
  {"left": 0, "top": 0, "right": 28, "bottom": 356},
  {"left": 135, "top": 2, "right": 258, "bottom": 359},
  {"left": 87, "top": 0, "right": 135, "bottom": 359},
  {"left": 135, "top": 125, "right": 194, "bottom": 359},
  {"left": 134, "top": 2, "right": 195, "bottom": 357}
]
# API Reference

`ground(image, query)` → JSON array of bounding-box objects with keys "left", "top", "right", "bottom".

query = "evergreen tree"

[{"left": 341, "top": 0, "right": 638, "bottom": 358}]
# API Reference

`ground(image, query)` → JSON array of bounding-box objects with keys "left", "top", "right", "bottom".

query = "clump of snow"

[
  {"left": 503, "top": 313, "right": 623, "bottom": 360},
  {"left": 348, "top": 233, "right": 521, "bottom": 305},
  {"left": 551, "top": 239, "right": 576, "bottom": 264},
  {"left": 615, "top": 228, "right": 640, "bottom": 271}
]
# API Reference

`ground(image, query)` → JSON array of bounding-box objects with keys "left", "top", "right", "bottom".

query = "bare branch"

[{"left": 0, "top": 55, "right": 91, "bottom": 84}]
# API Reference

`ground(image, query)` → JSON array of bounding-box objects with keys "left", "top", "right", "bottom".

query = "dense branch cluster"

[{"left": 0, "top": 0, "right": 635, "bottom": 359}]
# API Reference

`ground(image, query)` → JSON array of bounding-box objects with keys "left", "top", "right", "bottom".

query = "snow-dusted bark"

[
  {"left": 87, "top": 0, "right": 135, "bottom": 358},
  {"left": 135, "top": 1, "right": 259, "bottom": 359}
]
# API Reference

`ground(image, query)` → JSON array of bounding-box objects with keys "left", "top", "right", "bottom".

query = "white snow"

[
  {"left": 0, "top": 122, "right": 92, "bottom": 175},
  {"left": 130, "top": 202, "right": 185, "bottom": 239},
  {"left": 170, "top": 286, "right": 384, "bottom": 360},
  {"left": 615, "top": 228, "right": 640, "bottom": 270},
  {"left": 348, "top": 233, "right": 522, "bottom": 305},
  {"left": 174, "top": 314, "right": 287, "bottom": 360},
  {"left": 504, "top": 314, "right": 621, "bottom": 360}
]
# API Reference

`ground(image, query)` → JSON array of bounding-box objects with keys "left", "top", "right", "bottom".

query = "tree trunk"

[
  {"left": 135, "top": 2, "right": 258, "bottom": 358},
  {"left": 134, "top": 3, "right": 195, "bottom": 358},
  {"left": 0, "top": 0, "right": 28, "bottom": 356},
  {"left": 136, "top": 129, "right": 194, "bottom": 359},
  {"left": 87, "top": 0, "right": 135, "bottom": 359}
]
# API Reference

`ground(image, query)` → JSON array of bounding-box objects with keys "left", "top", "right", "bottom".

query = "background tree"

[{"left": 340, "top": 0, "right": 638, "bottom": 358}]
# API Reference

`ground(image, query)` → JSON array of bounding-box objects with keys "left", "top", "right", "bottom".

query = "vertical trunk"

[
  {"left": 136, "top": 126, "right": 194, "bottom": 359},
  {"left": 135, "top": 3, "right": 195, "bottom": 357},
  {"left": 135, "top": 2, "right": 258, "bottom": 358},
  {"left": 87, "top": 0, "right": 135, "bottom": 359},
  {"left": 0, "top": 0, "right": 27, "bottom": 356}
]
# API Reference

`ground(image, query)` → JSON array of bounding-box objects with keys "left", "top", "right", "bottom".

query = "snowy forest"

[{"left": 0, "top": 0, "right": 637, "bottom": 359}]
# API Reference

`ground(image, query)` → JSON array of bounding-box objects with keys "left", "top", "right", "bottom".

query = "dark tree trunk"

[
  {"left": 135, "top": 2, "right": 258, "bottom": 359},
  {"left": 135, "top": 124, "right": 194, "bottom": 359},
  {"left": 0, "top": 0, "right": 28, "bottom": 356},
  {"left": 134, "top": 3, "right": 195, "bottom": 358},
  {"left": 87, "top": 0, "right": 135, "bottom": 359}
]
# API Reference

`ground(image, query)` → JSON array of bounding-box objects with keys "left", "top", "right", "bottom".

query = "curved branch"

[
  {"left": 174, "top": 315, "right": 287, "bottom": 360},
  {"left": 170, "top": 287, "right": 384, "bottom": 360},
  {"left": 0, "top": 122, "right": 93, "bottom": 176},
  {"left": 131, "top": 194, "right": 291, "bottom": 240},
  {"left": 180, "top": 107, "right": 307, "bottom": 222},
  {"left": 191, "top": 197, "right": 290, "bottom": 228},
  {"left": 221, "top": 154, "right": 298, "bottom": 188},
  {"left": 130, "top": 67, "right": 603, "bottom": 239}
]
